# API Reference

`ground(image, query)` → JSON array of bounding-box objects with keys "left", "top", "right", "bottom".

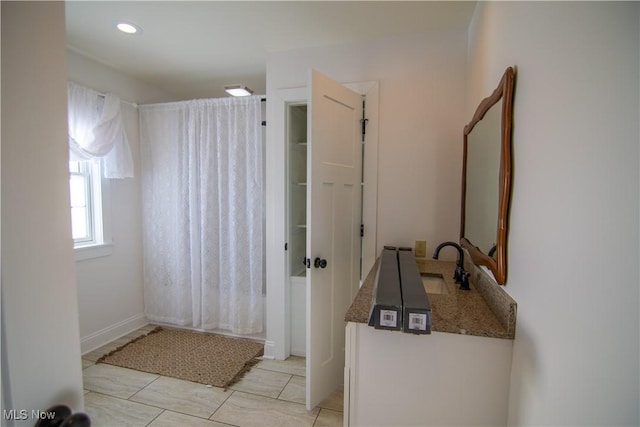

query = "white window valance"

[{"left": 67, "top": 82, "right": 134, "bottom": 178}]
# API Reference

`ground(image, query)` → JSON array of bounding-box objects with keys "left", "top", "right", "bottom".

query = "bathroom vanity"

[
  {"left": 343, "top": 258, "right": 516, "bottom": 426},
  {"left": 342, "top": 66, "right": 518, "bottom": 426}
]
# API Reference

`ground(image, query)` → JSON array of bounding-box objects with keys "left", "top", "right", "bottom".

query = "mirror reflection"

[
  {"left": 460, "top": 67, "right": 515, "bottom": 285},
  {"left": 464, "top": 99, "right": 501, "bottom": 254}
]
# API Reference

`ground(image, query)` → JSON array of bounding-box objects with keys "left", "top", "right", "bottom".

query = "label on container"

[
  {"left": 379, "top": 310, "right": 397, "bottom": 327},
  {"left": 408, "top": 313, "right": 427, "bottom": 331}
]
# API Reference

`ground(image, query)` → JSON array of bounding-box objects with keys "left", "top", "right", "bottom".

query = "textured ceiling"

[{"left": 66, "top": 1, "right": 476, "bottom": 99}]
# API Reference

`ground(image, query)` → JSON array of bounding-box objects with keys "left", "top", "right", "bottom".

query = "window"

[
  {"left": 69, "top": 160, "right": 95, "bottom": 244},
  {"left": 69, "top": 159, "right": 111, "bottom": 259}
]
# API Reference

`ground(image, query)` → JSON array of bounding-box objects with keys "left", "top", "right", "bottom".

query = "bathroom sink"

[{"left": 421, "top": 273, "right": 449, "bottom": 295}]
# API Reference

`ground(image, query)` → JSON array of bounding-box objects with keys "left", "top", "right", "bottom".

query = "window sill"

[{"left": 74, "top": 242, "right": 113, "bottom": 261}]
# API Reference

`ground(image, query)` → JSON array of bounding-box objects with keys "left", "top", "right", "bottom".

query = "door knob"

[{"left": 314, "top": 257, "right": 327, "bottom": 269}]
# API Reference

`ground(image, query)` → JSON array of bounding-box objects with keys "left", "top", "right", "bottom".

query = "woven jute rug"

[{"left": 96, "top": 327, "right": 264, "bottom": 388}]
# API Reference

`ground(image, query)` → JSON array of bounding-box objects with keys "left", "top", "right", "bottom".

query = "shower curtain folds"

[{"left": 139, "top": 96, "right": 263, "bottom": 335}]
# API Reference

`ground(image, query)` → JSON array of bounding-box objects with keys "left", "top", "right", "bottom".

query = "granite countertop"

[{"left": 345, "top": 257, "right": 516, "bottom": 339}]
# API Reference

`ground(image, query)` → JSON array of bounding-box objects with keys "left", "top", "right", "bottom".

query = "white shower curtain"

[{"left": 139, "top": 96, "right": 263, "bottom": 334}]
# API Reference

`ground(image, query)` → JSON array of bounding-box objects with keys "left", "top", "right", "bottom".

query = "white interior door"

[{"left": 306, "top": 69, "right": 363, "bottom": 410}]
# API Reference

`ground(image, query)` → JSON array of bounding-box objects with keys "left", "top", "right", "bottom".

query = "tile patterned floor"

[{"left": 82, "top": 326, "right": 343, "bottom": 427}]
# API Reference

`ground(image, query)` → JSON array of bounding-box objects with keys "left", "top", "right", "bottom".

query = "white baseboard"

[
  {"left": 263, "top": 340, "right": 276, "bottom": 359},
  {"left": 81, "top": 313, "right": 149, "bottom": 355},
  {"left": 290, "top": 347, "right": 306, "bottom": 357}
]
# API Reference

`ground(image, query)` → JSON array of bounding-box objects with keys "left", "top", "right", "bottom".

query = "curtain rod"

[
  {"left": 80, "top": 82, "right": 264, "bottom": 108},
  {"left": 97, "top": 92, "right": 138, "bottom": 109},
  {"left": 101, "top": 94, "right": 265, "bottom": 108}
]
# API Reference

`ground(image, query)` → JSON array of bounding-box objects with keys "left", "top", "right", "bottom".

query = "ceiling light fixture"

[
  {"left": 116, "top": 22, "right": 142, "bottom": 35},
  {"left": 224, "top": 85, "right": 254, "bottom": 97}
]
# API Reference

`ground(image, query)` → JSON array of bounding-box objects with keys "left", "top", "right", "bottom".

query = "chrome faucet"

[{"left": 432, "top": 241, "right": 470, "bottom": 290}]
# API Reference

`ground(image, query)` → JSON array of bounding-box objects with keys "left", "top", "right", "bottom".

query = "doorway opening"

[{"left": 265, "top": 76, "right": 379, "bottom": 409}]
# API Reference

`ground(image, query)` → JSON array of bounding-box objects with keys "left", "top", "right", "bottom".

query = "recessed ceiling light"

[
  {"left": 116, "top": 22, "right": 142, "bottom": 35},
  {"left": 224, "top": 85, "right": 254, "bottom": 97}
]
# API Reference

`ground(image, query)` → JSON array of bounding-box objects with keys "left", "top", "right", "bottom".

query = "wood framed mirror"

[{"left": 460, "top": 66, "right": 515, "bottom": 285}]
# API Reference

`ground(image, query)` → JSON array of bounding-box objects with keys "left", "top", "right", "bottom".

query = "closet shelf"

[{"left": 292, "top": 267, "right": 307, "bottom": 278}]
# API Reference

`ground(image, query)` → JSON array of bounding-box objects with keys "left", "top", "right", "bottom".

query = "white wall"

[
  {"left": 265, "top": 31, "right": 468, "bottom": 358},
  {"left": 1, "top": 2, "right": 84, "bottom": 422},
  {"left": 468, "top": 2, "right": 639, "bottom": 426},
  {"left": 268, "top": 32, "right": 467, "bottom": 251},
  {"left": 66, "top": 51, "right": 177, "bottom": 353}
]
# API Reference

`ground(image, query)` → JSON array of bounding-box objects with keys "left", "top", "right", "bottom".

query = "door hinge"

[
  {"left": 360, "top": 224, "right": 364, "bottom": 237},
  {"left": 360, "top": 118, "right": 368, "bottom": 137},
  {"left": 285, "top": 242, "right": 288, "bottom": 251}
]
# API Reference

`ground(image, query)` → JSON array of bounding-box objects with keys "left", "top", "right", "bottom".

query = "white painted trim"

[
  {"left": 74, "top": 242, "right": 113, "bottom": 261},
  {"left": 266, "top": 87, "right": 306, "bottom": 361},
  {"left": 290, "top": 275, "right": 307, "bottom": 357},
  {"left": 74, "top": 165, "right": 114, "bottom": 262},
  {"left": 344, "top": 322, "right": 358, "bottom": 427},
  {"left": 345, "top": 81, "right": 379, "bottom": 278},
  {"left": 80, "top": 313, "right": 149, "bottom": 354},
  {"left": 262, "top": 341, "right": 277, "bottom": 360}
]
